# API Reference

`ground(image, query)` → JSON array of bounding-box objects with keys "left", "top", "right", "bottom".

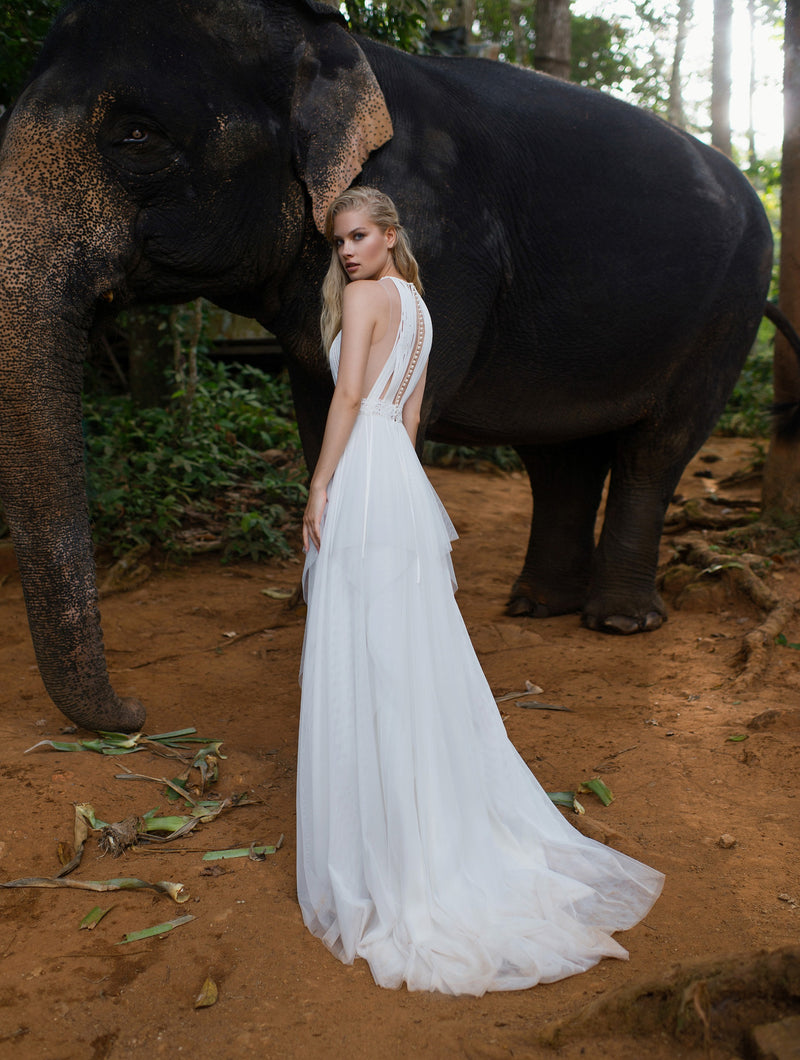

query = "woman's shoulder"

[
  {"left": 343, "top": 278, "right": 392, "bottom": 300},
  {"left": 342, "top": 279, "right": 394, "bottom": 318}
]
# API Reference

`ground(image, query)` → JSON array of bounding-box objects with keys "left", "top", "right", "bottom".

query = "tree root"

[
  {"left": 539, "top": 945, "right": 800, "bottom": 1052},
  {"left": 664, "top": 496, "right": 760, "bottom": 533},
  {"left": 667, "top": 537, "right": 798, "bottom": 687}
]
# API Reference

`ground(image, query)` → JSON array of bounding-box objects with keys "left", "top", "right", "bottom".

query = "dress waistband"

[{"left": 360, "top": 399, "right": 403, "bottom": 421}]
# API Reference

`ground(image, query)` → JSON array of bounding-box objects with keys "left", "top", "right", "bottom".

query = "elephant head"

[{"left": 0, "top": 0, "right": 393, "bottom": 731}]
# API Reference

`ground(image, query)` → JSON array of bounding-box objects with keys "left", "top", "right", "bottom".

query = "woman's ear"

[{"left": 386, "top": 226, "right": 397, "bottom": 249}]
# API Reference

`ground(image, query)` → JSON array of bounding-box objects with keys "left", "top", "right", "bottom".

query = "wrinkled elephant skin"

[{"left": 0, "top": 0, "right": 773, "bottom": 730}]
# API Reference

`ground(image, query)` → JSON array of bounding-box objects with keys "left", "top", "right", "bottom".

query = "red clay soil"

[{"left": 0, "top": 437, "right": 798, "bottom": 1060}]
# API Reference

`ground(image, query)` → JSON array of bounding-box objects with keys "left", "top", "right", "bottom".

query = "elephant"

[{"left": 0, "top": 0, "right": 778, "bottom": 733}]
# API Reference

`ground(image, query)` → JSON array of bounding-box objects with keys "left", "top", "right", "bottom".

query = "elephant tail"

[{"left": 765, "top": 300, "right": 800, "bottom": 439}]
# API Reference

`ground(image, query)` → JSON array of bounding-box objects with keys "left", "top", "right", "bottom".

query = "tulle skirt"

[{"left": 297, "top": 411, "right": 664, "bottom": 995}]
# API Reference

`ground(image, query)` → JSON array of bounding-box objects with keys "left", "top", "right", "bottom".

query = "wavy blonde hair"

[{"left": 319, "top": 186, "right": 423, "bottom": 355}]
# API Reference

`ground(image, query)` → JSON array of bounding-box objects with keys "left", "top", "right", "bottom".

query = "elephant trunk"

[
  {"left": 0, "top": 328, "right": 143, "bottom": 733},
  {"left": 0, "top": 100, "right": 145, "bottom": 733}
]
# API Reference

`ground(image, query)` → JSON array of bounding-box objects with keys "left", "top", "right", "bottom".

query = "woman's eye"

[{"left": 354, "top": 232, "right": 363, "bottom": 240}]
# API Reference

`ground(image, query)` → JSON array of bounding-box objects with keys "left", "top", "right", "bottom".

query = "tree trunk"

[
  {"left": 711, "top": 0, "right": 733, "bottom": 155},
  {"left": 762, "top": 0, "right": 800, "bottom": 520},
  {"left": 747, "top": 0, "right": 757, "bottom": 165},
  {"left": 510, "top": 2, "right": 529, "bottom": 65},
  {"left": 535, "top": 0, "right": 571, "bottom": 81},
  {"left": 668, "top": 0, "right": 692, "bottom": 128},
  {"left": 127, "top": 309, "right": 173, "bottom": 409}
]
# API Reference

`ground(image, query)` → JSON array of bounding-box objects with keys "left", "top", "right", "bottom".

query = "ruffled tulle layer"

[{"left": 297, "top": 412, "right": 663, "bottom": 996}]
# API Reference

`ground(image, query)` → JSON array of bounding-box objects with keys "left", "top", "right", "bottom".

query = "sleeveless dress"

[{"left": 296, "top": 276, "right": 664, "bottom": 996}]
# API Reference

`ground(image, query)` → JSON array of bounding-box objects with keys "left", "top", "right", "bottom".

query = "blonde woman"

[{"left": 296, "top": 186, "right": 663, "bottom": 995}]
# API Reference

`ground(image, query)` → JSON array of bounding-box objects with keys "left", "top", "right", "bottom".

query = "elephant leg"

[
  {"left": 582, "top": 440, "right": 683, "bottom": 634},
  {"left": 508, "top": 438, "right": 614, "bottom": 618}
]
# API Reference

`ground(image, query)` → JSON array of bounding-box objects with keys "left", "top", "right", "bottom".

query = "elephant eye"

[{"left": 102, "top": 115, "right": 178, "bottom": 174}]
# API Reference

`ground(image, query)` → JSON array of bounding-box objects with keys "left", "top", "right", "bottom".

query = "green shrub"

[{"left": 83, "top": 363, "right": 306, "bottom": 560}]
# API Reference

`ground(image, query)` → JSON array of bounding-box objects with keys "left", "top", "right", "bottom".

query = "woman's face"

[{"left": 332, "top": 209, "right": 397, "bottom": 282}]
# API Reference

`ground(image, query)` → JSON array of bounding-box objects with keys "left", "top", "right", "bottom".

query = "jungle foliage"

[
  {"left": 0, "top": 0, "right": 60, "bottom": 107},
  {"left": 82, "top": 362, "right": 307, "bottom": 561}
]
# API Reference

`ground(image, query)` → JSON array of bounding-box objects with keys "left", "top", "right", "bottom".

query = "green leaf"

[
  {"left": 117, "top": 914, "right": 195, "bottom": 944},
  {"left": 202, "top": 845, "right": 277, "bottom": 861},
  {"left": 25, "top": 739, "right": 91, "bottom": 754},
  {"left": 145, "top": 727, "right": 198, "bottom": 741},
  {"left": 546, "top": 791, "right": 576, "bottom": 808},
  {"left": 79, "top": 906, "right": 111, "bottom": 930},
  {"left": 727, "top": 733, "right": 749, "bottom": 742},
  {"left": 578, "top": 777, "right": 615, "bottom": 806}
]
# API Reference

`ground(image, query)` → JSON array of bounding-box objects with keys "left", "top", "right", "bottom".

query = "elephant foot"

[
  {"left": 582, "top": 604, "right": 666, "bottom": 635},
  {"left": 506, "top": 580, "right": 586, "bottom": 619}
]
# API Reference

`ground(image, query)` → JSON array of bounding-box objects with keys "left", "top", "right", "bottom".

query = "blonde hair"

[{"left": 319, "top": 186, "right": 423, "bottom": 355}]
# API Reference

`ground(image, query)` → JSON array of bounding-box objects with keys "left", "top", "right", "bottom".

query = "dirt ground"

[{"left": 0, "top": 437, "right": 798, "bottom": 1060}]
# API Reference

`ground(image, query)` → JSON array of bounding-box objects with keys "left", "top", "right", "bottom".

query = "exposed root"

[
  {"left": 99, "top": 544, "right": 152, "bottom": 596},
  {"left": 539, "top": 945, "right": 800, "bottom": 1052},
  {"left": 665, "top": 538, "right": 798, "bottom": 686},
  {"left": 664, "top": 496, "right": 760, "bottom": 534},
  {"left": 98, "top": 816, "right": 143, "bottom": 857}
]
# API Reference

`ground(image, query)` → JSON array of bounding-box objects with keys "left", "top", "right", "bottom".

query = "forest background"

[{"left": 0, "top": 0, "right": 795, "bottom": 562}]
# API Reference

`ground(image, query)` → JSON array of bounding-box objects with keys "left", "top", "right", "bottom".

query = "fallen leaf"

[
  {"left": 1, "top": 876, "right": 189, "bottom": 903},
  {"left": 578, "top": 777, "right": 615, "bottom": 806},
  {"left": 202, "top": 844, "right": 277, "bottom": 861},
  {"left": 194, "top": 976, "right": 219, "bottom": 1009},
  {"left": 117, "top": 914, "right": 195, "bottom": 944},
  {"left": 80, "top": 906, "right": 111, "bottom": 930}
]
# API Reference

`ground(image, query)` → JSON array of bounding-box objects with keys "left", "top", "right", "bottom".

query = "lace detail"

[
  {"left": 360, "top": 398, "right": 403, "bottom": 421},
  {"left": 392, "top": 286, "right": 425, "bottom": 406}
]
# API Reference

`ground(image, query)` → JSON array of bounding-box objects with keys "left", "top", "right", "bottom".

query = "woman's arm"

[
  {"left": 401, "top": 364, "right": 427, "bottom": 446},
  {"left": 302, "top": 282, "right": 384, "bottom": 552}
]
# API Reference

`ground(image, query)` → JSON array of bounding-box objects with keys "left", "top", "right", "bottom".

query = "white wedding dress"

[{"left": 297, "top": 276, "right": 663, "bottom": 995}]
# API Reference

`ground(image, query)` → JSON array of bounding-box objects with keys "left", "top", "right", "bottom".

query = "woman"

[{"left": 297, "top": 186, "right": 663, "bottom": 996}]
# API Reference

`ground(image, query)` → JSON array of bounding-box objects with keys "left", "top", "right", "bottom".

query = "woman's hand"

[{"left": 302, "top": 482, "right": 328, "bottom": 553}]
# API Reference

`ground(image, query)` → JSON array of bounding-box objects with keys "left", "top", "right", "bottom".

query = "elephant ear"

[{"left": 291, "top": 8, "right": 393, "bottom": 233}]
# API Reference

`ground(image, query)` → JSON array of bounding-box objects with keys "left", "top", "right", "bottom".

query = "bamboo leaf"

[
  {"left": 145, "top": 728, "right": 198, "bottom": 741},
  {"left": 202, "top": 844, "right": 277, "bottom": 861},
  {"left": 24, "top": 739, "right": 91, "bottom": 754},
  {"left": 80, "top": 906, "right": 111, "bottom": 930},
  {"left": 546, "top": 791, "right": 575, "bottom": 808},
  {"left": 0, "top": 877, "right": 189, "bottom": 902},
  {"left": 578, "top": 777, "right": 615, "bottom": 806},
  {"left": 117, "top": 914, "right": 195, "bottom": 944}
]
